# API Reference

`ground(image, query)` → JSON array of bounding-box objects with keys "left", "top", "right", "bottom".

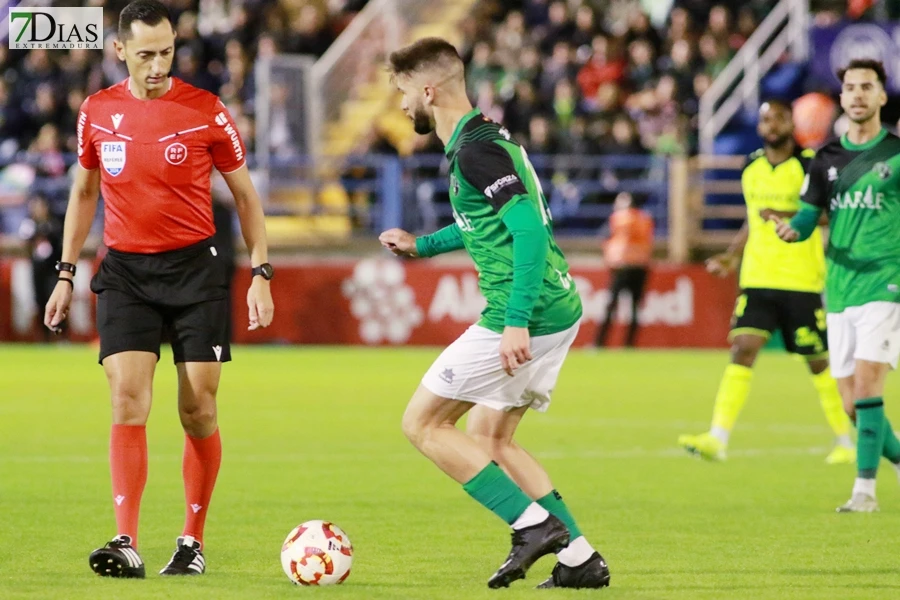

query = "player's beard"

[
  {"left": 848, "top": 105, "right": 878, "bottom": 125},
  {"left": 411, "top": 105, "right": 434, "bottom": 135},
  {"left": 764, "top": 133, "right": 792, "bottom": 149}
]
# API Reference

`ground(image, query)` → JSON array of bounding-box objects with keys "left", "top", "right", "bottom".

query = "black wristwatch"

[
  {"left": 251, "top": 263, "right": 274, "bottom": 280},
  {"left": 55, "top": 261, "right": 77, "bottom": 276}
]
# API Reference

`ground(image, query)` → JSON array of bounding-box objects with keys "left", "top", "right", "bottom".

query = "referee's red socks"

[
  {"left": 181, "top": 428, "right": 222, "bottom": 545},
  {"left": 110, "top": 424, "right": 148, "bottom": 548}
]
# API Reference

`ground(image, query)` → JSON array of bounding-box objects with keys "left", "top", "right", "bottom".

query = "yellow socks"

[
  {"left": 811, "top": 368, "right": 852, "bottom": 444},
  {"left": 710, "top": 364, "right": 754, "bottom": 444}
]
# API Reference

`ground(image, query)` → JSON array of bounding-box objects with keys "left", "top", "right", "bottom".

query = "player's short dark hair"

[
  {"left": 760, "top": 98, "right": 792, "bottom": 114},
  {"left": 387, "top": 37, "right": 463, "bottom": 78},
  {"left": 118, "top": 0, "right": 172, "bottom": 40},
  {"left": 837, "top": 59, "right": 888, "bottom": 87}
]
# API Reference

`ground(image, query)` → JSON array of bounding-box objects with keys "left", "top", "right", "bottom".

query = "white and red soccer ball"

[{"left": 280, "top": 520, "right": 353, "bottom": 586}]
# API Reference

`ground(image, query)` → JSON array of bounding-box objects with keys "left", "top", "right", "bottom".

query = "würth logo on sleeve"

[
  {"left": 215, "top": 111, "right": 243, "bottom": 162},
  {"left": 77, "top": 110, "right": 87, "bottom": 156},
  {"left": 484, "top": 174, "right": 519, "bottom": 198}
]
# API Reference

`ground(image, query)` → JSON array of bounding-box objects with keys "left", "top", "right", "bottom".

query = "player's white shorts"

[
  {"left": 421, "top": 321, "right": 580, "bottom": 412},
  {"left": 827, "top": 302, "right": 900, "bottom": 378}
]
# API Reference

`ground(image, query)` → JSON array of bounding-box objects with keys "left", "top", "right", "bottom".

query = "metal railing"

[
  {"left": 699, "top": 0, "right": 809, "bottom": 154},
  {"left": 0, "top": 152, "right": 671, "bottom": 244},
  {"left": 254, "top": 54, "right": 317, "bottom": 197},
  {"left": 311, "top": 0, "right": 403, "bottom": 130},
  {"left": 1, "top": 152, "right": 762, "bottom": 261}
]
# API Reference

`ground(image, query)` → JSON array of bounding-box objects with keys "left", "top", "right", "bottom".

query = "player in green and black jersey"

[
  {"left": 772, "top": 59, "right": 900, "bottom": 512},
  {"left": 378, "top": 38, "right": 608, "bottom": 589}
]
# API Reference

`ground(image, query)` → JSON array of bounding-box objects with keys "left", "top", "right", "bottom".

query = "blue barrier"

[{"left": 1, "top": 152, "right": 669, "bottom": 238}]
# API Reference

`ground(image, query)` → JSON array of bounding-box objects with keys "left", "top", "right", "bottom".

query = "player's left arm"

[
  {"left": 759, "top": 208, "right": 829, "bottom": 226},
  {"left": 210, "top": 102, "right": 273, "bottom": 329},
  {"left": 764, "top": 155, "right": 827, "bottom": 243},
  {"left": 457, "top": 141, "right": 549, "bottom": 375},
  {"left": 760, "top": 148, "right": 828, "bottom": 227}
]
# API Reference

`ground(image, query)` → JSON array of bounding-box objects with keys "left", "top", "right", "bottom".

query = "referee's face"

[
  {"left": 396, "top": 75, "right": 435, "bottom": 135},
  {"left": 116, "top": 20, "right": 176, "bottom": 97},
  {"left": 757, "top": 103, "right": 793, "bottom": 148}
]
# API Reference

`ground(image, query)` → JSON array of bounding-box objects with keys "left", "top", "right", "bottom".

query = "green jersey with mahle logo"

[
  {"left": 801, "top": 129, "right": 900, "bottom": 312},
  {"left": 444, "top": 109, "right": 582, "bottom": 335}
]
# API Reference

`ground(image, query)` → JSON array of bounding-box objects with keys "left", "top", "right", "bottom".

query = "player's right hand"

[
  {"left": 768, "top": 215, "right": 800, "bottom": 243},
  {"left": 500, "top": 326, "right": 532, "bottom": 377},
  {"left": 44, "top": 280, "right": 73, "bottom": 334},
  {"left": 705, "top": 253, "right": 738, "bottom": 277},
  {"left": 379, "top": 228, "right": 419, "bottom": 257}
]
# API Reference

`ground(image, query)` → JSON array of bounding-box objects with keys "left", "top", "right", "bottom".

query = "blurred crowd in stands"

[
  {"left": 0, "top": 0, "right": 367, "bottom": 234},
  {"left": 0, "top": 0, "right": 889, "bottom": 239},
  {"left": 0, "top": 0, "right": 369, "bottom": 165},
  {"left": 455, "top": 0, "right": 771, "bottom": 159}
]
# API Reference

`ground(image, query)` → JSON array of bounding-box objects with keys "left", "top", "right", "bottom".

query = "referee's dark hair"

[
  {"left": 118, "top": 0, "right": 173, "bottom": 40},
  {"left": 837, "top": 58, "right": 888, "bottom": 87},
  {"left": 387, "top": 37, "right": 463, "bottom": 80}
]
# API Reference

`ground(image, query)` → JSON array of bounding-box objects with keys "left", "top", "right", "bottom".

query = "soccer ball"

[{"left": 280, "top": 520, "right": 353, "bottom": 585}]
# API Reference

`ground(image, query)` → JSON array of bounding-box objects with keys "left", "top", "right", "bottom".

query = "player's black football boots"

[
  {"left": 487, "top": 514, "right": 569, "bottom": 588},
  {"left": 88, "top": 535, "right": 146, "bottom": 578},
  {"left": 159, "top": 536, "right": 206, "bottom": 575},
  {"left": 536, "top": 551, "right": 611, "bottom": 589}
]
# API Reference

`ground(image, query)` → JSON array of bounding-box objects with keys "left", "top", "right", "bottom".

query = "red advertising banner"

[{"left": 0, "top": 257, "right": 738, "bottom": 347}]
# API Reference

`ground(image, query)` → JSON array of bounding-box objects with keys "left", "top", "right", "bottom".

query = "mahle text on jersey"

[{"left": 830, "top": 186, "right": 885, "bottom": 211}]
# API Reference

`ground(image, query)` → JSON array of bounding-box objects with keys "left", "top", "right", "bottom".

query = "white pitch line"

[
  {"left": 540, "top": 417, "right": 834, "bottom": 435},
  {"left": 0, "top": 446, "right": 832, "bottom": 464},
  {"left": 536, "top": 446, "right": 831, "bottom": 460}
]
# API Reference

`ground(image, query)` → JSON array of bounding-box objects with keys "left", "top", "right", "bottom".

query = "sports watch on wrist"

[
  {"left": 251, "top": 263, "right": 274, "bottom": 280},
  {"left": 55, "top": 261, "right": 77, "bottom": 276}
]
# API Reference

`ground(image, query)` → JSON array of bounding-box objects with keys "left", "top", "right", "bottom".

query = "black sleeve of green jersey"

[
  {"left": 797, "top": 148, "right": 816, "bottom": 172},
  {"left": 800, "top": 154, "right": 829, "bottom": 211},
  {"left": 456, "top": 140, "right": 529, "bottom": 212}
]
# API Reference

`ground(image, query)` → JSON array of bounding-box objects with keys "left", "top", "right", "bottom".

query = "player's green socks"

[
  {"left": 882, "top": 418, "right": 900, "bottom": 463},
  {"left": 855, "top": 398, "right": 886, "bottom": 479},
  {"left": 463, "top": 461, "right": 541, "bottom": 526},
  {"left": 811, "top": 368, "right": 852, "bottom": 442},
  {"left": 848, "top": 412, "right": 900, "bottom": 462},
  {"left": 710, "top": 364, "right": 754, "bottom": 443},
  {"left": 537, "top": 490, "right": 582, "bottom": 542},
  {"left": 537, "top": 490, "right": 595, "bottom": 567}
]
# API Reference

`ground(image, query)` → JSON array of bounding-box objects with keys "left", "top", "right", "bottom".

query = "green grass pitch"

[{"left": 2, "top": 344, "right": 900, "bottom": 599}]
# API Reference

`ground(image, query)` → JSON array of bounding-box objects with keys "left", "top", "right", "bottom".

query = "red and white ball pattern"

[{"left": 280, "top": 520, "right": 353, "bottom": 586}]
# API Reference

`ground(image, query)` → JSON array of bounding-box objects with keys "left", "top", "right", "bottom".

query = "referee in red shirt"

[{"left": 44, "top": 0, "right": 274, "bottom": 578}]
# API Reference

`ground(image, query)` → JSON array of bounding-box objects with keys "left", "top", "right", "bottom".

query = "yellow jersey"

[{"left": 739, "top": 147, "right": 825, "bottom": 293}]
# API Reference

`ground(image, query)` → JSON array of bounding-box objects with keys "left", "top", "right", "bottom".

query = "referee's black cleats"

[
  {"left": 159, "top": 536, "right": 206, "bottom": 576},
  {"left": 487, "top": 515, "right": 569, "bottom": 588},
  {"left": 89, "top": 535, "right": 146, "bottom": 579},
  {"left": 536, "top": 551, "right": 611, "bottom": 589}
]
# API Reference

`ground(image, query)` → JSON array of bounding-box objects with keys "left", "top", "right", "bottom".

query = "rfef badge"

[{"left": 101, "top": 142, "right": 126, "bottom": 176}]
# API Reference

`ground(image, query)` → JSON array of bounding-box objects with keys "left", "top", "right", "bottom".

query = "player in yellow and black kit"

[{"left": 678, "top": 100, "right": 854, "bottom": 464}]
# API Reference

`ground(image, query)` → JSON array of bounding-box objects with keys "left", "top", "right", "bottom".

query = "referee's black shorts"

[
  {"left": 90, "top": 237, "right": 232, "bottom": 364},
  {"left": 729, "top": 288, "right": 827, "bottom": 357}
]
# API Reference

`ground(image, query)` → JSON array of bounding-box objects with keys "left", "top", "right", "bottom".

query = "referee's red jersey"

[{"left": 77, "top": 77, "right": 247, "bottom": 253}]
